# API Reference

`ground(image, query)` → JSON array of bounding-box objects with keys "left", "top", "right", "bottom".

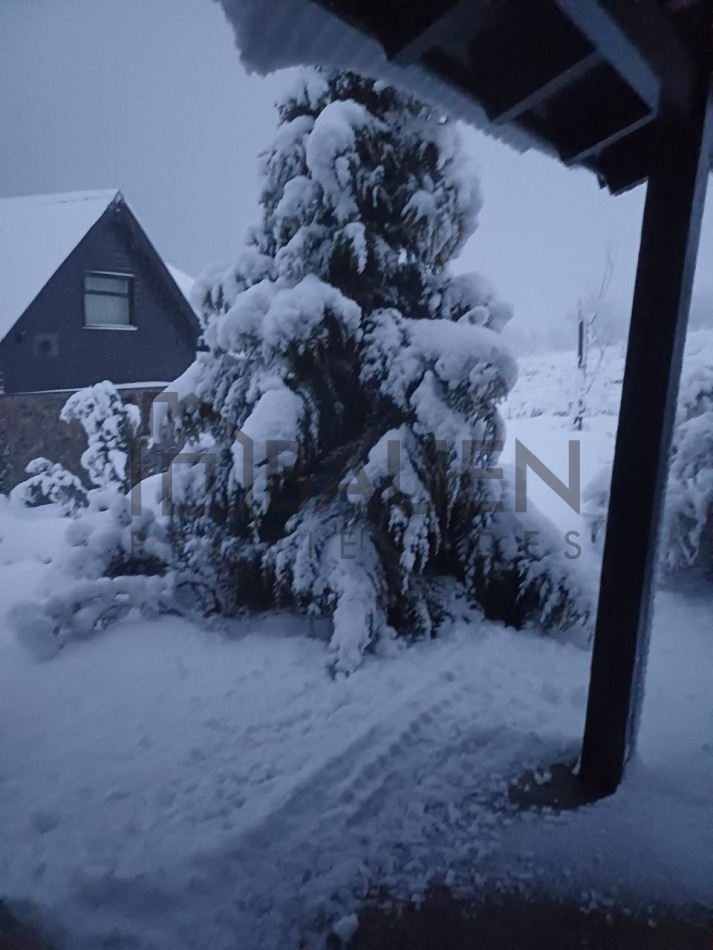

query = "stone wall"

[{"left": 0, "top": 386, "right": 167, "bottom": 493}]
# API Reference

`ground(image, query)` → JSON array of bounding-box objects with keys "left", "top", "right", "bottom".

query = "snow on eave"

[
  {"left": 166, "top": 264, "right": 198, "bottom": 313},
  {"left": 218, "top": 0, "right": 555, "bottom": 160},
  {"left": 0, "top": 189, "right": 120, "bottom": 343}
]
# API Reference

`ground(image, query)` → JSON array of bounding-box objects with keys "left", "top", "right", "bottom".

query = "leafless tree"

[{"left": 571, "top": 247, "right": 615, "bottom": 431}]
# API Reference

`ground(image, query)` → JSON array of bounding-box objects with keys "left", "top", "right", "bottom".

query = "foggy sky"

[{"left": 1, "top": 0, "right": 711, "bottom": 343}]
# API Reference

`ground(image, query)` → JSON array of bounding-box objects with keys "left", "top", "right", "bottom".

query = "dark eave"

[{"left": 312, "top": 0, "right": 713, "bottom": 193}]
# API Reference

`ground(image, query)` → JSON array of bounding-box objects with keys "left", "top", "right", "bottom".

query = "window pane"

[
  {"left": 84, "top": 274, "right": 130, "bottom": 295},
  {"left": 84, "top": 292, "right": 130, "bottom": 326}
]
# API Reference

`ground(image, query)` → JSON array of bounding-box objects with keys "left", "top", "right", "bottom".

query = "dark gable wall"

[{"left": 0, "top": 207, "right": 198, "bottom": 394}]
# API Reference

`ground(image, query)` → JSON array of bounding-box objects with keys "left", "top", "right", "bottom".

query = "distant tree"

[
  {"left": 571, "top": 249, "right": 614, "bottom": 431},
  {"left": 12, "top": 381, "right": 140, "bottom": 514}
]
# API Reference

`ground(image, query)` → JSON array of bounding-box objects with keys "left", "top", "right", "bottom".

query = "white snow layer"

[
  {"left": 0, "top": 191, "right": 196, "bottom": 342},
  {"left": 0, "top": 342, "right": 712, "bottom": 947},
  {"left": 0, "top": 530, "right": 709, "bottom": 947},
  {"left": 213, "top": 274, "right": 361, "bottom": 356},
  {"left": 0, "top": 190, "right": 119, "bottom": 341},
  {"left": 166, "top": 264, "right": 196, "bottom": 311}
]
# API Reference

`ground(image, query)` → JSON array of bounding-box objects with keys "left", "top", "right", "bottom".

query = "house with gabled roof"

[
  {"left": 0, "top": 189, "right": 199, "bottom": 394},
  {"left": 0, "top": 189, "right": 201, "bottom": 488}
]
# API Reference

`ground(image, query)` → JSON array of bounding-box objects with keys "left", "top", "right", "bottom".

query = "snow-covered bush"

[
  {"left": 664, "top": 416, "right": 713, "bottom": 571},
  {"left": 10, "top": 575, "right": 175, "bottom": 661},
  {"left": 10, "top": 458, "right": 88, "bottom": 516},
  {"left": 11, "top": 488, "right": 173, "bottom": 658},
  {"left": 663, "top": 344, "right": 713, "bottom": 572},
  {"left": 0, "top": 425, "right": 10, "bottom": 496},
  {"left": 159, "top": 69, "right": 592, "bottom": 672},
  {"left": 468, "top": 467, "right": 592, "bottom": 641},
  {"left": 12, "top": 381, "right": 140, "bottom": 516},
  {"left": 60, "top": 380, "right": 141, "bottom": 492},
  {"left": 583, "top": 336, "right": 713, "bottom": 573},
  {"left": 61, "top": 490, "right": 171, "bottom": 581},
  {"left": 582, "top": 463, "right": 612, "bottom": 547},
  {"left": 8, "top": 384, "right": 171, "bottom": 657}
]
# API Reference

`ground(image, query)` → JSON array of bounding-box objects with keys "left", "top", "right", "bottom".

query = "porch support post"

[{"left": 579, "top": 78, "right": 713, "bottom": 795}]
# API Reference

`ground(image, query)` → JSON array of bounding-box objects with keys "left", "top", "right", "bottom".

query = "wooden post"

[{"left": 579, "top": 79, "right": 713, "bottom": 795}]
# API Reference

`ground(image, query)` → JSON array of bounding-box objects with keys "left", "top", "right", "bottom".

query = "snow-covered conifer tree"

[{"left": 164, "top": 69, "right": 591, "bottom": 672}]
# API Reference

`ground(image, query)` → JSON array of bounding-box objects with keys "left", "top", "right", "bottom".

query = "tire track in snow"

[
  {"left": 58, "top": 631, "right": 587, "bottom": 950},
  {"left": 64, "top": 664, "right": 491, "bottom": 949}
]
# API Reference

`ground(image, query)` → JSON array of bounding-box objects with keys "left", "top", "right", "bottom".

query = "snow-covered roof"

[
  {"left": 0, "top": 190, "right": 199, "bottom": 340},
  {"left": 0, "top": 189, "right": 120, "bottom": 343},
  {"left": 218, "top": 0, "right": 550, "bottom": 159},
  {"left": 166, "top": 264, "right": 196, "bottom": 311}
]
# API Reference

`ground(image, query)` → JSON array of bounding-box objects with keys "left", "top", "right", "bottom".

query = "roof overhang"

[{"left": 220, "top": 0, "right": 713, "bottom": 194}]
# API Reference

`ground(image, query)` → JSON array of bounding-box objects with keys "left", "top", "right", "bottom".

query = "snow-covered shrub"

[
  {"left": 583, "top": 335, "right": 713, "bottom": 573},
  {"left": 11, "top": 487, "right": 173, "bottom": 658},
  {"left": 59, "top": 489, "right": 171, "bottom": 581},
  {"left": 10, "top": 574, "right": 175, "bottom": 661},
  {"left": 11, "top": 380, "right": 141, "bottom": 516},
  {"left": 582, "top": 463, "right": 612, "bottom": 547},
  {"left": 10, "top": 458, "right": 88, "bottom": 516},
  {"left": 664, "top": 415, "right": 713, "bottom": 571},
  {"left": 60, "top": 380, "right": 141, "bottom": 492},
  {"left": 663, "top": 342, "right": 713, "bottom": 572},
  {"left": 467, "top": 468, "right": 592, "bottom": 640},
  {"left": 0, "top": 424, "right": 10, "bottom": 496},
  {"left": 156, "top": 69, "right": 592, "bottom": 672}
]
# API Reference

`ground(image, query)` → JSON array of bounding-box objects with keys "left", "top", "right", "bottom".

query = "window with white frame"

[{"left": 84, "top": 272, "right": 133, "bottom": 327}]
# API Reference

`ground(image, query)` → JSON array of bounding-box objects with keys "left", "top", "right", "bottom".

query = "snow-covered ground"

[{"left": 0, "top": 344, "right": 711, "bottom": 949}]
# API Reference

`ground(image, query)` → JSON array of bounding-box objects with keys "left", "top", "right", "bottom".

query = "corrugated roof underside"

[{"left": 218, "top": 0, "right": 554, "bottom": 159}]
